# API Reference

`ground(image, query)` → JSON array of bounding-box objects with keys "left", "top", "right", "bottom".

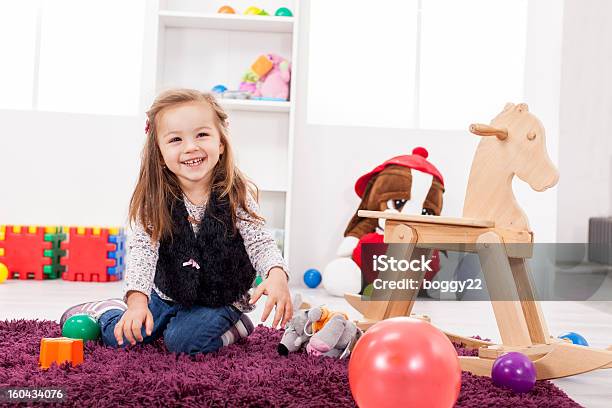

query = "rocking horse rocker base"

[{"left": 344, "top": 103, "right": 612, "bottom": 380}]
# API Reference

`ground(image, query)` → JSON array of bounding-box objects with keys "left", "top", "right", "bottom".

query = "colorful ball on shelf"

[
  {"left": 218, "top": 5, "right": 236, "bottom": 14},
  {"left": 491, "top": 352, "right": 536, "bottom": 393},
  {"left": 62, "top": 314, "right": 101, "bottom": 341},
  {"left": 0, "top": 263, "right": 8, "bottom": 283},
  {"left": 303, "top": 268, "right": 322, "bottom": 288},
  {"left": 211, "top": 84, "right": 228, "bottom": 94},
  {"left": 275, "top": 7, "right": 293, "bottom": 17},
  {"left": 558, "top": 332, "right": 589, "bottom": 346},
  {"left": 244, "top": 6, "right": 262, "bottom": 15},
  {"left": 349, "top": 317, "right": 461, "bottom": 408}
]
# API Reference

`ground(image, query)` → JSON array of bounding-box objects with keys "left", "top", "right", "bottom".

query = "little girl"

[{"left": 60, "top": 89, "right": 292, "bottom": 355}]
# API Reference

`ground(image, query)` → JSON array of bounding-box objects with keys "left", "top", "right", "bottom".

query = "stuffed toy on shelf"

[
  {"left": 238, "top": 53, "right": 291, "bottom": 101},
  {"left": 322, "top": 147, "right": 445, "bottom": 297}
]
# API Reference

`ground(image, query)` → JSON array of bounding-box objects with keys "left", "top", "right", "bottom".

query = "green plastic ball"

[
  {"left": 275, "top": 7, "right": 293, "bottom": 17},
  {"left": 62, "top": 314, "right": 101, "bottom": 341},
  {"left": 363, "top": 283, "right": 374, "bottom": 298}
]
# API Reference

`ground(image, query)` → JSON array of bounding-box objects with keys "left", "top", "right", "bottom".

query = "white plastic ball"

[{"left": 322, "top": 258, "right": 361, "bottom": 297}]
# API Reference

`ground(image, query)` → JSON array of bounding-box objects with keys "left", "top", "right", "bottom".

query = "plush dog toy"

[
  {"left": 278, "top": 295, "right": 362, "bottom": 359},
  {"left": 323, "top": 147, "right": 445, "bottom": 297}
]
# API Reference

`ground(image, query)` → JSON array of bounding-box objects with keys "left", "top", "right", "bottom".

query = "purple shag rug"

[{"left": 0, "top": 320, "right": 582, "bottom": 407}]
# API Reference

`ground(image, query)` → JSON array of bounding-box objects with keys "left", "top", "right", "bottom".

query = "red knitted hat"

[{"left": 354, "top": 147, "right": 444, "bottom": 198}]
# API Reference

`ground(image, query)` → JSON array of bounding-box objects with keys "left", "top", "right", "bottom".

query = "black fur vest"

[{"left": 154, "top": 191, "right": 256, "bottom": 308}]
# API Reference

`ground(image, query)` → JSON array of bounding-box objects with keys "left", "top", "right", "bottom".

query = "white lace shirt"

[{"left": 123, "top": 193, "right": 289, "bottom": 313}]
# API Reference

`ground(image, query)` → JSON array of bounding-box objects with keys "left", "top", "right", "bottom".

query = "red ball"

[{"left": 348, "top": 317, "right": 461, "bottom": 408}]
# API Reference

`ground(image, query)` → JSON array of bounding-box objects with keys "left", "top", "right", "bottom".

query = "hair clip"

[
  {"left": 145, "top": 118, "right": 150, "bottom": 134},
  {"left": 182, "top": 259, "right": 201, "bottom": 270}
]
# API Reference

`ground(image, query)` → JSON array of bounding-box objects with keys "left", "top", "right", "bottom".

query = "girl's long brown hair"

[{"left": 128, "top": 89, "right": 263, "bottom": 242}]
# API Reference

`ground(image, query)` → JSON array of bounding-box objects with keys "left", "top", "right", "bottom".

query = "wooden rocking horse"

[{"left": 344, "top": 103, "right": 612, "bottom": 380}]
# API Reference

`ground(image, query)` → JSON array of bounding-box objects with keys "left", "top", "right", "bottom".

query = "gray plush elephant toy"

[
  {"left": 277, "top": 294, "right": 311, "bottom": 356},
  {"left": 277, "top": 294, "right": 362, "bottom": 359}
]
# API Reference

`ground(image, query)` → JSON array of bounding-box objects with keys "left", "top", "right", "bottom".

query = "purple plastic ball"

[{"left": 491, "top": 352, "right": 536, "bottom": 393}]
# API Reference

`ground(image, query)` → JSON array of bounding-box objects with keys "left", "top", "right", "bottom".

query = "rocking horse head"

[{"left": 463, "top": 103, "right": 559, "bottom": 231}]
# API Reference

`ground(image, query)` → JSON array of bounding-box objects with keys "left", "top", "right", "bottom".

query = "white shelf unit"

[
  {"left": 142, "top": 0, "right": 299, "bottom": 262},
  {"left": 158, "top": 10, "right": 294, "bottom": 33},
  {"left": 219, "top": 98, "right": 291, "bottom": 113}
]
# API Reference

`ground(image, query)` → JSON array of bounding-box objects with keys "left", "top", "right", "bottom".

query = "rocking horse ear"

[
  {"left": 516, "top": 103, "right": 529, "bottom": 113},
  {"left": 469, "top": 124, "right": 508, "bottom": 140}
]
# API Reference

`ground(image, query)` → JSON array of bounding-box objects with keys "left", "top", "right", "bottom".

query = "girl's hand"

[
  {"left": 114, "top": 291, "right": 154, "bottom": 346},
  {"left": 249, "top": 267, "right": 292, "bottom": 329}
]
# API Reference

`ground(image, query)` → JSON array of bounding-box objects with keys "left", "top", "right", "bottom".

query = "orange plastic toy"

[
  {"left": 39, "top": 337, "right": 84, "bottom": 369},
  {"left": 251, "top": 55, "right": 273, "bottom": 78},
  {"left": 218, "top": 5, "right": 236, "bottom": 14}
]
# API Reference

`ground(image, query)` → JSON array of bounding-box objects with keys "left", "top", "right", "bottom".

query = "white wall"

[
  {"left": 288, "top": 0, "right": 565, "bottom": 277},
  {"left": 0, "top": 110, "right": 142, "bottom": 227},
  {"left": 556, "top": 0, "right": 612, "bottom": 242},
  {"left": 517, "top": 0, "right": 564, "bottom": 243}
]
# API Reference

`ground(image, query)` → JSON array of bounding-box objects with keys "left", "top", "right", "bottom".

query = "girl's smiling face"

[{"left": 156, "top": 101, "right": 224, "bottom": 192}]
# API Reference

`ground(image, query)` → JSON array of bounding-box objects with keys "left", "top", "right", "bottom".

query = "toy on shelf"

[
  {"left": 217, "top": 5, "right": 236, "bottom": 14},
  {"left": 271, "top": 228, "right": 284, "bottom": 253},
  {"left": 303, "top": 268, "right": 321, "bottom": 288},
  {"left": 39, "top": 337, "right": 84, "bottom": 369},
  {"left": 61, "top": 227, "right": 126, "bottom": 282},
  {"left": 322, "top": 148, "right": 444, "bottom": 297},
  {"left": 278, "top": 295, "right": 362, "bottom": 358},
  {"left": 344, "top": 103, "right": 612, "bottom": 381},
  {"left": 62, "top": 314, "right": 101, "bottom": 341},
  {"left": 0, "top": 263, "right": 8, "bottom": 283},
  {"left": 275, "top": 7, "right": 293, "bottom": 17},
  {"left": 222, "top": 90, "right": 251, "bottom": 99},
  {"left": 236, "top": 54, "right": 291, "bottom": 101},
  {"left": 251, "top": 54, "right": 274, "bottom": 77},
  {"left": 211, "top": 84, "right": 228, "bottom": 94},
  {"left": 348, "top": 317, "right": 461, "bottom": 408},
  {"left": 244, "top": 6, "right": 269, "bottom": 16},
  {"left": 0, "top": 225, "right": 66, "bottom": 280},
  {"left": 256, "top": 54, "right": 291, "bottom": 100},
  {"left": 491, "top": 352, "right": 536, "bottom": 393},
  {"left": 238, "top": 70, "right": 259, "bottom": 95}
]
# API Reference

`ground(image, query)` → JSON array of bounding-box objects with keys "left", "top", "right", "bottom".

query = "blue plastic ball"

[
  {"left": 558, "top": 332, "right": 589, "bottom": 346},
  {"left": 303, "top": 268, "right": 322, "bottom": 288}
]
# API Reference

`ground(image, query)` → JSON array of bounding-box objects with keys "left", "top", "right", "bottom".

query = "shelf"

[
  {"left": 259, "top": 186, "right": 288, "bottom": 193},
  {"left": 219, "top": 98, "right": 290, "bottom": 113},
  {"left": 158, "top": 10, "right": 294, "bottom": 33}
]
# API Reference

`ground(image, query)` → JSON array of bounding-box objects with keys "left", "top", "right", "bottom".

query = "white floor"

[{"left": 1, "top": 280, "right": 611, "bottom": 407}]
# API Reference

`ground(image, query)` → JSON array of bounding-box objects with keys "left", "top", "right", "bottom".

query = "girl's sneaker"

[
  {"left": 59, "top": 299, "right": 127, "bottom": 327},
  {"left": 221, "top": 314, "right": 255, "bottom": 347}
]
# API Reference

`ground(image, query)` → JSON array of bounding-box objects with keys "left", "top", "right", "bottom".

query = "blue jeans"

[{"left": 98, "top": 291, "right": 242, "bottom": 355}]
